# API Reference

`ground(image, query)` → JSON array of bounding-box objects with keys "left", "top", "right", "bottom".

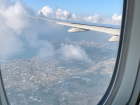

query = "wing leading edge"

[{"left": 26, "top": 16, "right": 120, "bottom": 41}]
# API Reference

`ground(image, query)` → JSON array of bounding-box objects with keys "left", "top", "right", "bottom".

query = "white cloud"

[
  {"left": 0, "top": 1, "right": 27, "bottom": 60},
  {"left": 37, "top": 41, "right": 55, "bottom": 59},
  {"left": 112, "top": 14, "right": 122, "bottom": 20},
  {"left": 57, "top": 44, "right": 92, "bottom": 63},
  {"left": 38, "top": 6, "right": 72, "bottom": 20},
  {"left": 0, "top": 1, "right": 119, "bottom": 61},
  {"left": 39, "top": 6, "right": 122, "bottom": 25},
  {"left": 0, "top": 1, "right": 28, "bottom": 33},
  {"left": 0, "top": 1, "right": 57, "bottom": 60},
  {"left": 0, "top": 0, "right": 90, "bottom": 62},
  {"left": 0, "top": 30, "right": 24, "bottom": 60}
]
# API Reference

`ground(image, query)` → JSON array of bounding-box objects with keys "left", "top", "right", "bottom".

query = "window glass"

[{"left": 0, "top": 0, "right": 123, "bottom": 105}]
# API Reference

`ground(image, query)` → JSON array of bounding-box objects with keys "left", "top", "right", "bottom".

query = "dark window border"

[
  {"left": 98, "top": 0, "right": 127, "bottom": 104},
  {"left": 0, "top": 69, "right": 10, "bottom": 105},
  {"left": 0, "top": 1, "right": 127, "bottom": 105}
]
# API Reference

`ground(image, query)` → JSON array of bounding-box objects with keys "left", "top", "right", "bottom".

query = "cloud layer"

[
  {"left": 0, "top": 1, "right": 120, "bottom": 62},
  {"left": 57, "top": 44, "right": 92, "bottom": 63},
  {"left": 39, "top": 6, "right": 122, "bottom": 25},
  {"left": 0, "top": 1, "right": 26, "bottom": 60}
]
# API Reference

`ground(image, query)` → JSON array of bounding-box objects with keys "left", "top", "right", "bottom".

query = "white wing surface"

[{"left": 26, "top": 16, "right": 120, "bottom": 41}]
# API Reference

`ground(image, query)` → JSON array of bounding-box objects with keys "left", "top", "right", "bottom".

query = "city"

[{"left": 1, "top": 41, "right": 118, "bottom": 105}]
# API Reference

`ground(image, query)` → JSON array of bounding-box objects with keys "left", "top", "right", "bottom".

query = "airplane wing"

[{"left": 26, "top": 16, "right": 120, "bottom": 41}]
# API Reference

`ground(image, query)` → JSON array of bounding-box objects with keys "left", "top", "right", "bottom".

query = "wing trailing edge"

[{"left": 109, "top": 35, "right": 120, "bottom": 41}]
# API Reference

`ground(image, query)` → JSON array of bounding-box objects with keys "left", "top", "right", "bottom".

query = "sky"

[
  {"left": 0, "top": 0, "right": 122, "bottom": 61},
  {"left": 19, "top": 0, "right": 123, "bottom": 18}
]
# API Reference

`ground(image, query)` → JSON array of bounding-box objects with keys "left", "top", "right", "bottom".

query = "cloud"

[
  {"left": 36, "top": 42, "right": 93, "bottom": 63},
  {"left": 0, "top": 29, "right": 24, "bottom": 60},
  {"left": 39, "top": 6, "right": 122, "bottom": 25},
  {"left": 38, "top": 6, "right": 72, "bottom": 20},
  {"left": 57, "top": 44, "right": 92, "bottom": 63},
  {"left": 0, "top": 0, "right": 91, "bottom": 62},
  {"left": 0, "top": 0, "right": 46, "bottom": 60},
  {"left": 0, "top": 1, "right": 27, "bottom": 60},
  {"left": 0, "top": 1, "right": 117, "bottom": 61},
  {"left": 0, "top": 1, "right": 29, "bottom": 33},
  {"left": 0, "top": 1, "right": 56, "bottom": 60},
  {"left": 37, "top": 41, "right": 55, "bottom": 59}
]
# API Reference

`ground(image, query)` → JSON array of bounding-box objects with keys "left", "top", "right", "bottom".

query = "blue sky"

[{"left": 20, "top": 0, "right": 123, "bottom": 18}]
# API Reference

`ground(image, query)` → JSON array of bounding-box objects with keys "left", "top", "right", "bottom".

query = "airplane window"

[{"left": 0, "top": 0, "right": 123, "bottom": 105}]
